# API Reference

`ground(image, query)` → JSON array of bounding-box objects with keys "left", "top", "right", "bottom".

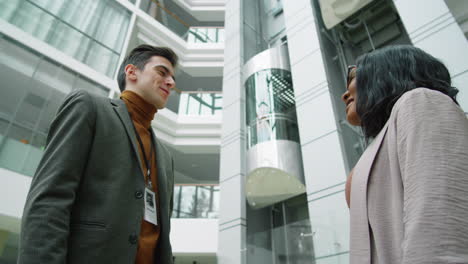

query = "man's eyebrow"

[{"left": 154, "top": 65, "right": 175, "bottom": 81}]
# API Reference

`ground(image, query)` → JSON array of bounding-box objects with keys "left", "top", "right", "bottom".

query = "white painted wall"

[
  {"left": 170, "top": 218, "right": 218, "bottom": 254},
  {"left": 0, "top": 168, "right": 31, "bottom": 220},
  {"left": 0, "top": 19, "right": 116, "bottom": 91},
  {"left": 0, "top": 168, "right": 218, "bottom": 254},
  {"left": 0, "top": 168, "right": 31, "bottom": 233}
]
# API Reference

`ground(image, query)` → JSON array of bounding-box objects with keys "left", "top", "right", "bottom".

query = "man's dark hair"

[
  {"left": 355, "top": 45, "right": 459, "bottom": 139},
  {"left": 117, "top": 44, "right": 178, "bottom": 91}
]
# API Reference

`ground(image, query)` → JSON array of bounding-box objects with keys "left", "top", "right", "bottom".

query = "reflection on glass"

[
  {"left": 179, "top": 92, "right": 222, "bottom": 116},
  {"left": 187, "top": 27, "right": 225, "bottom": 43},
  {"left": 266, "top": 219, "right": 315, "bottom": 263},
  {"left": 85, "top": 43, "right": 120, "bottom": 77},
  {"left": 140, "top": 0, "right": 189, "bottom": 38},
  {"left": 0, "top": 230, "right": 19, "bottom": 263},
  {"left": 247, "top": 194, "right": 315, "bottom": 264},
  {"left": 0, "top": 36, "right": 110, "bottom": 177},
  {"left": 172, "top": 185, "right": 219, "bottom": 218},
  {"left": 139, "top": 0, "right": 224, "bottom": 43},
  {"left": 245, "top": 69, "right": 299, "bottom": 148},
  {"left": 0, "top": 0, "right": 130, "bottom": 77}
]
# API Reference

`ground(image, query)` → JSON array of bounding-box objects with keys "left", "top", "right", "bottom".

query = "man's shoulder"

[
  {"left": 64, "top": 89, "right": 115, "bottom": 111},
  {"left": 67, "top": 89, "right": 110, "bottom": 102}
]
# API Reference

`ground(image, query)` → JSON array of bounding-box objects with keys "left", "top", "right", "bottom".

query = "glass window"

[
  {"left": 245, "top": 69, "right": 300, "bottom": 148},
  {"left": 0, "top": 0, "right": 21, "bottom": 20},
  {"left": 0, "top": 35, "right": 40, "bottom": 78},
  {"left": 47, "top": 21, "right": 91, "bottom": 62},
  {"left": 94, "top": 0, "right": 131, "bottom": 52},
  {"left": 210, "top": 186, "right": 220, "bottom": 218},
  {"left": 85, "top": 42, "right": 119, "bottom": 78},
  {"left": 34, "top": 60, "right": 74, "bottom": 95},
  {"left": 74, "top": 76, "right": 109, "bottom": 97},
  {"left": 0, "top": 36, "right": 111, "bottom": 177},
  {"left": 34, "top": 0, "right": 69, "bottom": 18},
  {"left": 218, "top": 28, "right": 225, "bottom": 43},
  {"left": 0, "top": 0, "right": 131, "bottom": 77},
  {"left": 140, "top": 0, "right": 190, "bottom": 39},
  {"left": 178, "top": 93, "right": 223, "bottom": 116},
  {"left": 196, "top": 186, "right": 211, "bottom": 218},
  {"left": 172, "top": 185, "right": 181, "bottom": 217},
  {"left": 0, "top": 123, "right": 32, "bottom": 173},
  {"left": 187, "top": 27, "right": 225, "bottom": 43},
  {"left": 0, "top": 230, "right": 20, "bottom": 263},
  {"left": 178, "top": 186, "right": 196, "bottom": 218},
  {"left": 172, "top": 185, "right": 219, "bottom": 219}
]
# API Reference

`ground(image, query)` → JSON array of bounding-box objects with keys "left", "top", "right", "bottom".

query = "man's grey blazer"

[{"left": 18, "top": 89, "right": 175, "bottom": 264}]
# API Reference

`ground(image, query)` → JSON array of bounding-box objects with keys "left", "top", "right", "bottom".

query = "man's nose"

[{"left": 166, "top": 76, "right": 175, "bottom": 88}]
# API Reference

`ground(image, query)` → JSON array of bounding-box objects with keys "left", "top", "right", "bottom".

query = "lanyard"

[{"left": 131, "top": 122, "right": 156, "bottom": 188}]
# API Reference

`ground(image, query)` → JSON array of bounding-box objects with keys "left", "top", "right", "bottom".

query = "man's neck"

[{"left": 120, "top": 90, "right": 157, "bottom": 128}]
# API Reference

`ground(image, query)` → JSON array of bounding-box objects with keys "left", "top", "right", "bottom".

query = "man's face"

[{"left": 133, "top": 56, "right": 176, "bottom": 109}]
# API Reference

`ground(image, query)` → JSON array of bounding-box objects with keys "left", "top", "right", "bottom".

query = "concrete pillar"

[
  {"left": 394, "top": 0, "right": 468, "bottom": 111},
  {"left": 282, "top": 0, "right": 350, "bottom": 262},
  {"left": 217, "top": 0, "right": 247, "bottom": 263}
]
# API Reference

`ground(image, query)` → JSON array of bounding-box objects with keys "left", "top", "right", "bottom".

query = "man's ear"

[{"left": 124, "top": 64, "right": 138, "bottom": 82}]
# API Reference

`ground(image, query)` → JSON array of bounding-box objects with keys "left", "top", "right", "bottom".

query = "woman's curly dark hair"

[{"left": 355, "top": 45, "right": 459, "bottom": 139}]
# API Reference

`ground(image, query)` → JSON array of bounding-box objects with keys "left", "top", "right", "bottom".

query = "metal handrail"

[
  {"left": 149, "top": 0, "right": 190, "bottom": 28},
  {"left": 247, "top": 113, "right": 297, "bottom": 127},
  {"left": 181, "top": 91, "right": 222, "bottom": 94}
]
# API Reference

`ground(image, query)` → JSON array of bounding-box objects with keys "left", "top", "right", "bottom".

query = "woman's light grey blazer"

[{"left": 350, "top": 88, "right": 468, "bottom": 264}]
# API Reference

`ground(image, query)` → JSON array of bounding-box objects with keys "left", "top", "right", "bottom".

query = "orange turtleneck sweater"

[{"left": 121, "top": 90, "right": 161, "bottom": 264}]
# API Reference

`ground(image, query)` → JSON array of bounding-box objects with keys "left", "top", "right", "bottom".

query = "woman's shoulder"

[
  {"left": 391, "top": 88, "right": 459, "bottom": 118},
  {"left": 396, "top": 88, "right": 453, "bottom": 107}
]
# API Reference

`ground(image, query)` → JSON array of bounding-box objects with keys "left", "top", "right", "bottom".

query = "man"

[{"left": 18, "top": 44, "right": 178, "bottom": 264}]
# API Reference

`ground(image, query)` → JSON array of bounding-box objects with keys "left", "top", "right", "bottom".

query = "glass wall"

[
  {"left": 246, "top": 194, "right": 314, "bottom": 264},
  {"left": 171, "top": 185, "right": 219, "bottom": 219},
  {"left": 187, "top": 27, "right": 225, "bottom": 43},
  {"left": 0, "top": 35, "right": 109, "bottom": 177},
  {"left": 140, "top": 0, "right": 190, "bottom": 38},
  {"left": 140, "top": 0, "right": 224, "bottom": 43},
  {"left": 0, "top": 230, "right": 18, "bottom": 264},
  {"left": 178, "top": 92, "right": 222, "bottom": 116},
  {"left": 245, "top": 69, "right": 299, "bottom": 148},
  {"left": 243, "top": 0, "right": 286, "bottom": 63},
  {"left": 0, "top": 0, "right": 131, "bottom": 77}
]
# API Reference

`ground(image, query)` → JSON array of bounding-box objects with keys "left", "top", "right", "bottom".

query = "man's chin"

[{"left": 154, "top": 101, "right": 167, "bottom": 110}]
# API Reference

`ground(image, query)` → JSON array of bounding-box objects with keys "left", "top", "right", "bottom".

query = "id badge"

[{"left": 144, "top": 187, "right": 158, "bottom": 226}]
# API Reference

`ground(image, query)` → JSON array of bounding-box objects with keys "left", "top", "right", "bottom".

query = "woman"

[{"left": 342, "top": 45, "right": 468, "bottom": 264}]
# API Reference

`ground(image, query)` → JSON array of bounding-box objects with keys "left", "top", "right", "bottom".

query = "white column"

[
  {"left": 282, "top": 0, "right": 350, "bottom": 262},
  {"left": 394, "top": 0, "right": 468, "bottom": 111},
  {"left": 217, "top": 0, "right": 247, "bottom": 263}
]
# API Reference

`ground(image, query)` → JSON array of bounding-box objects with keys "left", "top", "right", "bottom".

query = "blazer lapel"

[
  {"left": 350, "top": 121, "right": 390, "bottom": 264},
  {"left": 152, "top": 129, "right": 168, "bottom": 215},
  {"left": 111, "top": 99, "right": 145, "bottom": 176}
]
